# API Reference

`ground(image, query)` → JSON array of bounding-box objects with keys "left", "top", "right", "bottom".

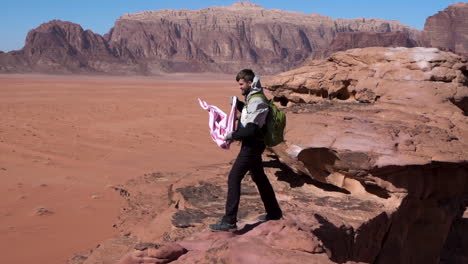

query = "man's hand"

[{"left": 224, "top": 132, "right": 233, "bottom": 141}]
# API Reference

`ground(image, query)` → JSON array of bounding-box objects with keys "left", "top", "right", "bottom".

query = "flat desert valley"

[{"left": 0, "top": 74, "right": 244, "bottom": 264}]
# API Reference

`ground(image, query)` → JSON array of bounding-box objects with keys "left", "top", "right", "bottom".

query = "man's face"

[{"left": 238, "top": 79, "right": 252, "bottom": 96}]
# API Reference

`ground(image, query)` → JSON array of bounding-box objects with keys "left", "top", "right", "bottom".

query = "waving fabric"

[{"left": 198, "top": 97, "right": 237, "bottom": 149}]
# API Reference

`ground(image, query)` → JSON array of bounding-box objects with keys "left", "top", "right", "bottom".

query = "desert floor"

[{"left": 0, "top": 73, "right": 247, "bottom": 264}]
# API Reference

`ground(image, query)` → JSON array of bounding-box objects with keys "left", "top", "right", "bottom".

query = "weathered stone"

[
  {"left": 315, "top": 31, "right": 420, "bottom": 59},
  {"left": 147, "top": 242, "right": 187, "bottom": 261},
  {"left": 440, "top": 208, "right": 468, "bottom": 264},
  {"left": 264, "top": 46, "right": 468, "bottom": 264},
  {"left": 0, "top": 2, "right": 421, "bottom": 75},
  {"left": 423, "top": 2, "right": 468, "bottom": 56},
  {"left": 0, "top": 20, "right": 124, "bottom": 74},
  {"left": 172, "top": 209, "right": 209, "bottom": 228},
  {"left": 34, "top": 207, "right": 54, "bottom": 216}
]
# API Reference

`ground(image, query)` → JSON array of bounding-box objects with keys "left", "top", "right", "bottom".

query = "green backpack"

[{"left": 248, "top": 94, "right": 286, "bottom": 147}]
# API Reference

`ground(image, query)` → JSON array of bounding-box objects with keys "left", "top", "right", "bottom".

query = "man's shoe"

[
  {"left": 209, "top": 221, "right": 237, "bottom": 232},
  {"left": 258, "top": 214, "right": 283, "bottom": 222}
]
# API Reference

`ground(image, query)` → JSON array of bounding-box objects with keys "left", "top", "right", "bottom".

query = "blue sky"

[{"left": 1, "top": 0, "right": 463, "bottom": 52}]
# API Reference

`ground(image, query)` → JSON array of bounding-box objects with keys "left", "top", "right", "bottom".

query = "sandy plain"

[{"left": 0, "top": 74, "right": 245, "bottom": 264}]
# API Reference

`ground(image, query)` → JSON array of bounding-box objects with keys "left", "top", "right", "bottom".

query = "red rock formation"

[
  {"left": 263, "top": 47, "right": 468, "bottom": 263},
  {"left": 23, "top": 20, "right": 131, "bottom": 73},
  {"left": 424, "top": 2, "right": 468, "bottom": 56},
  {"left": 67, "top": 47, "right": 468, "bottom": 264},
  {"left": 440, "top": 208, "right": 468, "bottom": 264},
  {"left": 0, "top": 20, "right": 135, "bottom": 74},
  {"left": 0, "top": 2, "right": 420, "bottom": 74},
  {"left": 0, "top": 50, "right": 29, "bottom": 73},
  {"left": 314, "top": 31, "right": 419, "bottom": 59},
  {"left": 105, "top": 1, "right": 418, "bottom": 74},
  {"left": 2, "top": 2, "right": 467, "bottom": 75}
]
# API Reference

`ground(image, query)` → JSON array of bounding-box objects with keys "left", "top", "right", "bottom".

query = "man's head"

[{"left": 236, "top": 69, "right": 255, "bottom": 96}]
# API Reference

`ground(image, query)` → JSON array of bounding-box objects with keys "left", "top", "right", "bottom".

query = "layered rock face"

[
  {"left": 2, "top": 2, "right": 468, "bottom": 75},
  {"left": 69, "top": 159, "right": 402, "bottom": 264},
  {"left": 68, "top": 47, "right": 467, "bottom": 264},
  {"left": 314, "top": 31, "right": 419, "bottom": 59},
  {"left": 264, "top": 47, "right": 468, "bottom": 263},
  {"left": 0, "top": 20, "right": 131, "bottom": 74},
  {"left": 0, "top": 1, "right": 420, "bottom": 74},
  {"left": 106, "top": 1, "right": 417, "bottom": 74},
  {"left": 424, "top": 2, "right": 468, "bottom": 56}
]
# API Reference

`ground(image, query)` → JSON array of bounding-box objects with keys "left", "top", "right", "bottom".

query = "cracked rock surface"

[
  {"left": 69, "top": 47, "right": 467, "bottom": 264},
  {"left": 264, "top": 47, "right": 468, "bottom": 263}
]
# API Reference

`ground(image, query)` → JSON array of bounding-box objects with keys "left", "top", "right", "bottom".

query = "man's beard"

[{"left": 241, "top": 88, "right": 250, "bottom": 96}]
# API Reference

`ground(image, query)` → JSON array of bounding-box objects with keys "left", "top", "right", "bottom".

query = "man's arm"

[
  {"left": 229, "top": 97, "right": 268, "bottom": 141},
  {"left": 231, "top": 122, "right": 260, "bottom": 140},
  {"left": 236, "top": 100, "right": 245, "bottom": 112}
]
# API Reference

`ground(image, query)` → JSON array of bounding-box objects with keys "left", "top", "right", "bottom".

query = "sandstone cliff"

[
  {"left": 314, "top": 31, "right": 419, "bottom": 59},
  {"left": 106, "top": 1, "right": 418, "bottom": 74},
  {"left": 264, "top": 47, "right": 468, "bottom": 263},
  {"left": 0, "top": 20, "right": 134, "bottom": 74},
  {"left": 1, "top": 2, "right": 467, "bottom": 75},
  {"left": 67, "top": 47, "right": 468, "bottom": 264},
  {"left": 0, "top": 1, "right": 420, "bottom": 74},
  {"left": 424, "top": 2, "right": 468, "bottom": 56}
]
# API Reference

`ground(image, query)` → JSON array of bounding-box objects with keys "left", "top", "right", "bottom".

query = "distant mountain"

[
  {"left": 0, "top": 1, "right": 466, "bottom": 75},
  {"left": 314, "top": 31, "right": 420, "bottom": 59},
  {"left": 424, "top": 2, "right": 468, "bottom": 56}
]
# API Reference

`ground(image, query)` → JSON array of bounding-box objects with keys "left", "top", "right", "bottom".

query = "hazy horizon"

[{"left": 1, "top": 0, "right": 463, "bottom": 52}]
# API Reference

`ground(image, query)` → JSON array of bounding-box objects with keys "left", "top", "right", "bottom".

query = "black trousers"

[{"left": 222, "top": 143, "right": 282, "bottom": 224}]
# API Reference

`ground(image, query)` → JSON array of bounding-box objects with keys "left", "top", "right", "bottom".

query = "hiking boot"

[
  {"left": 258, "top": 214, "right": 283, "bottom": 222},
  {"left": 209, "top": 221, "right": 237, "bottom": 232}
]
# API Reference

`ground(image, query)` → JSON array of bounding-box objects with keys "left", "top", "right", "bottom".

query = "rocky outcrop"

[
  {"left": 265, "top": 47, "right": 468, "bottom": 184},
  {"left": 440, "top": 208, "right": 468, "bottom": 264},
  {"left": 69, "top": 158, "right": 397, "bottom": 264},
  {"left": 0, "top": 2, "right": 421, "bottom": 74},
  {"left": 0, "top": 50, "right": 28, "bottom": 73},
  {"left": 264, "top": 47, "right": 468, "bottom": 263},
  {"left": 67, "top": 47, "right": 467, "bottom": 264},
  {"left": 105, "top": 1, "right": 418, "bottom": 74},
  {"left": 23, "top": 20, "right": 112, "bottom": 72},
  {"left": 424, "top": 2, "right": 468, "bottom": 56},
  {"left": 0, "top": 20, "right": 138, "bottom": 74},
  {"left": 314, "top": 31, "right": 419, "bottom": 59},
  {"left": 2, "top": 2, "right": 468, "bottom": 75}
]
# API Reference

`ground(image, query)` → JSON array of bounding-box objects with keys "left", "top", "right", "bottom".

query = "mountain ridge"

[{"left": 0, "top": 1, "right": 466, "bottom": 75}]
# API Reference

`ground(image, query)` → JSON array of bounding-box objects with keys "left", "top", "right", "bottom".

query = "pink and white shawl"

[{"left": 198, "top": 97, "right": 237, "bottom": 149}]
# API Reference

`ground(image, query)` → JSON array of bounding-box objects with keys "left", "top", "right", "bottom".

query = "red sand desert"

[{"left": 0, "top": 74, "right": 246, "bottom": 264}]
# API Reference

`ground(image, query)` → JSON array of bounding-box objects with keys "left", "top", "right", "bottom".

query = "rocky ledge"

[
  {"left": 264, "top": 47, "right": 468, "bottom": 263},
  {"left": 69, "top": 47, "right": 467, "bottom": 264}
]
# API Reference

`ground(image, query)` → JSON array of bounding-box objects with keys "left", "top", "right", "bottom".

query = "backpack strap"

[{"left": 247, "top": 93, "right": 268, "bottom": 103}]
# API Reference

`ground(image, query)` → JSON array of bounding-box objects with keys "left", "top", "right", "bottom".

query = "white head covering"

[{"left": 241, "top": 76, "right": 269, "bottom": 128}]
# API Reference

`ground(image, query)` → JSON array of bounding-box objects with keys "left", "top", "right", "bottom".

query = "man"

[{"left": 209, "top": 69, "right": 283, "bottom": 232}]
